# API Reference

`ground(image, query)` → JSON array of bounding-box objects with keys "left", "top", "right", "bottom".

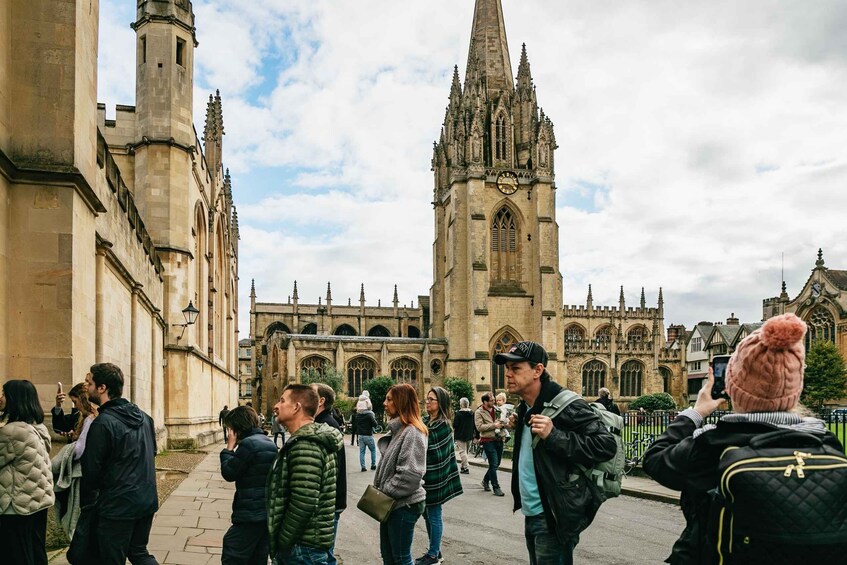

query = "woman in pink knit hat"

[{"left": 642, "top": 313, "right": 845, "bottom": 564}]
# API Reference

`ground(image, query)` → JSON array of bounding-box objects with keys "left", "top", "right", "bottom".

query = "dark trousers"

[
  {"left": 97, "top": 514, "right": 158, "bottom": 565},
  {"left": 379, "top": 503, "right": 423, "bottom": 565},
  {"left": 222, "top": 521, "right": 269, "bottom": 565},
  {"left": 0, "top": 509, "right": 48, "bottom": 565},
  {"left": 524, "top": 514, "right": 578, "bottom": 565},
  {"left": 482, "top": 440, "right": 503, "bottom": 488}
]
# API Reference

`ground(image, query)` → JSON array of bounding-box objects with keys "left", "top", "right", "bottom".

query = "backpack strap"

[{"left": 531, "top": 390, "right": 581, "bottom": 448}]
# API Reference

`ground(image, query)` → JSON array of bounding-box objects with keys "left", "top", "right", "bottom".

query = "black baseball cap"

[{"left": 493, "top": 341, "right": 548, "bottom": 367}]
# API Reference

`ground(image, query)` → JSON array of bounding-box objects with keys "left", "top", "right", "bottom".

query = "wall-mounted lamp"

[{"left": 173, "top": 300, "right": 200, "bottom": 341}]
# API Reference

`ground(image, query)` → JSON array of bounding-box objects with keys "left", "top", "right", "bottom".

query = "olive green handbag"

[{"left": 357, "top": 484, "right": 397, "bottom": 523}]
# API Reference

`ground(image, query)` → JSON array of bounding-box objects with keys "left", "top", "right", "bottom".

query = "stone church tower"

[{"left": 430, "top": 0, "right": 562, "bottom": 391}]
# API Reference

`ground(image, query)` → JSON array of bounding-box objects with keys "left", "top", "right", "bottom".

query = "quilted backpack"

[
  {"left": 710, "top": 429, "right": 847, "bottom": 564},
  {"left": 531, "top": 389, "right": 625, "bottom": 499}
]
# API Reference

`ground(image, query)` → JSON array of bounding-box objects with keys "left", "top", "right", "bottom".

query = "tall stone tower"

[{"left": 430, "top": 0, "right": 561, "bottom": 393}]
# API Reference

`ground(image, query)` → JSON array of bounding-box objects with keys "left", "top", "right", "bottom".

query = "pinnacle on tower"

[
  {"left": 359, "top": 284, "right": 366, "bottom": 304},
  {"left": 619, "top": 286, "right": 625, "bottom": 307},
  {"left": 393, "top": 285, "right": 399, "bottom": 306},
  {"left": 348, "top": 298, "right": 352, "bottom": 306},
  {"left": 658, "top": 287, "right": 664, "bottom": 306},
  {"left": 292, "top": 280, "right": 299, "bottom": 301},
  {"left": 466, "top": 0, "right": 514, "bottom": 93},
  {"left": 250, "top": 278, "right": 256, "bottom": 298},
  {"left": 780, "top": 280, "right": 789, "bottom": 300},
  {"left": 326, "top": 282, "right": 332, "bottom": 302},
  {"left": 516, "top": 43, "right": 533, "bottom": 89},
  {"left": 586, "top": 284, "right": 593, "bottom": 308},
  {"left": 640, "top": 287, "right": 646, "bottom": 310},
  {"left": 816, "top": 248, "right": 826, "bottom": 268}
]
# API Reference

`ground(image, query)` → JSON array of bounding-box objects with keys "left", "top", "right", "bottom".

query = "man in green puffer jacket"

[{"left": 267, "top": 384, "right": 343, "bottom": 564}]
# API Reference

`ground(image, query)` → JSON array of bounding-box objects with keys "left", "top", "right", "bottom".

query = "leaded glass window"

[
  {"left": 582, "top": 360, "right": 606, "bottom": 397},
  {"left": 565, "top": 325, "right": 585, "bottom": 343},
  {"left": 347, "top": 357, "right": 376, "bottom": 398},
  {"left": 620, "top": 360, "right": 643, "bottom": 397},
  {"left": 491, "top": 332, "right": 518, "bottom": 391},
  {"left": 627, "top": 326, "right": 646, "bottom": 344},
  {"left": 595, "top": 326, "right": 611, "bottom": 344},
  {"left": 300, "top": 356, "right": 328, "bottom": 380},
  {"left": 805, "top": 306, "right": 836, "bottom": 349},
  {"left": 391, "top": 358, "right": 418, "bottom": 388},
  {"left": 491, "top": 207, "right": 520, "bottom": 286}
]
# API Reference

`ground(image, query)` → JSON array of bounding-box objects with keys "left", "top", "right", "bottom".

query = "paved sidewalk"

[
  {"left": 467, "top": 454, "right": 680, "bottom": 504},
  {"left": 145, "top": 451, "right": 233, "bottom": 564}
]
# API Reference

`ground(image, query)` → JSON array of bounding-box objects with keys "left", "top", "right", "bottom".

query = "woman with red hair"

[{"left": 373, "top": 383, "right": 428, "bottom": 565}]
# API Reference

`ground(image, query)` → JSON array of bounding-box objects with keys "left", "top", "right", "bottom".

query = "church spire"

[{"left": 466, "top": 0, "right": 514, "bottom": 93}]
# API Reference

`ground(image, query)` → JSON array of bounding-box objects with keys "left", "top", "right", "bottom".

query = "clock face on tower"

[{"left": 496, "top": 171, "right": 519, "bottom": 195}]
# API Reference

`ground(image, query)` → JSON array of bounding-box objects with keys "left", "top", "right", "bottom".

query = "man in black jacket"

[
  {"left": 496, "top": 341, "right": 616, "bottom": 565},
  {"left": 82, "top": 363, "right": 159, "bottom": 565},
  {"left": 311, "top": 383, "right": 347, "bottom": 565}
]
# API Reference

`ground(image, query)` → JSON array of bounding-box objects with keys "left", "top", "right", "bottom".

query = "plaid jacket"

[{"left": 422, "top": 417, "right": 463, "bottom": 506}]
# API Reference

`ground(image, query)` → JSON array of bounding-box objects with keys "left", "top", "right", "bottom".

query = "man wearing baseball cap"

[{"left": 496, "top": 341, "right": 616, "bottom": 565}]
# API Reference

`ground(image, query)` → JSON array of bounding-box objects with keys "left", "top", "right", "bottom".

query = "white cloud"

[{"left": 97, "top": 0, "right": 847, "bottom": 337}]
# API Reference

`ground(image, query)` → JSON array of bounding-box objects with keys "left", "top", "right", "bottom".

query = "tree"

[
  {"left": 300, "top": 364, "right": 345, "bottom": 394},
  {"left": 628, "top": 392, "right": 676, "bottom": 412},
  {"left": 802, "top": 339, "right": 847, "bottom": 411},
  {"left": 443, "top": 377, "right": 476, "bottom": 415},
  {"left": 364, "top": 376, "right": 396, "bottom": 421}
]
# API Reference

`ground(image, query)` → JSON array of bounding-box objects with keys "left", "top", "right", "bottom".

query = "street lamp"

[{"left": 173, "top": 300, "right": 200, "bottom": 342}]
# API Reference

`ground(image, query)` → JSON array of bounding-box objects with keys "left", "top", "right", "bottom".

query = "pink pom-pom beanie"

[{"left": 725, "top": 313, "right": 807, "bottom": 413}]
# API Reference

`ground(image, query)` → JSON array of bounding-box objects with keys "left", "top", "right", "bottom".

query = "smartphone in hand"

[{"left": 711, "top": 355, "right": 731, "bottom": 400}]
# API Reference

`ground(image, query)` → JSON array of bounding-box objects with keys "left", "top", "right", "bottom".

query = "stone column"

[{"left": 130, "top": 283, "right": 143, "bottom": 403}]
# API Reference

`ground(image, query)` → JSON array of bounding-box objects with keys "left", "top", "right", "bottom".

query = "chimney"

[{"left": 726, "top": 313, "right": 739, "bottom": 326}]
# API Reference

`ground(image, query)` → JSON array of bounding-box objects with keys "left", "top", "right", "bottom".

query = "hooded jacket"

[
  {"left": 267, "top": 422, "right": 343, "bottom": 553},
  {"left": 355, "top": 409, "right": 379, "bottom": 436},
  {"left": 0, "top": 420, "right": 55, "bottom": 515},
  {"left": 315, "top": 410, "right": 347, "bottom": 512},
  {"left": 80, "top": 397, "right": 158, "bottom": 519},
  {"left": 220, "top": 427, "right": 278, "bottom": 523}
]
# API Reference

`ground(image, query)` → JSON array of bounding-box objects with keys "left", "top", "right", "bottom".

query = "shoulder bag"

[{"left": 357, "top": 484, "right": 396, "bottom": 523}]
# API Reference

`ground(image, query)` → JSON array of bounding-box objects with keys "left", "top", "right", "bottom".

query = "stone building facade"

[
  {"left": 1, "top": 0, "right": 238, "bottom": 447},
  {"left": 764, "top": 249, "right": 847, "bottom": 359},
  {"left": 250, "top": 0, "right": 684, "bottom": 411}
]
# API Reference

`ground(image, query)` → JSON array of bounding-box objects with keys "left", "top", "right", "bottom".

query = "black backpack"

[{"left": 710, "top": 429, "right": 847, "bottom": 564}]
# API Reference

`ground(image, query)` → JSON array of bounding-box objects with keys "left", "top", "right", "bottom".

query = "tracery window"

[
  {"left": 627, "top": 326, "right": 646, "bottom": 344},
  {"left": 595, "top": 326, "right": 611, "bottom": 344},
  {"left": 565, "top": 325, "right": 585, "bottom": 343},
  {"left": 620, "top": 360, "right": 643, "bottom": 397},
  {"left": 391, "top": 358, "right": 418, "bottom": 388},
  {"left": 582, "top": 360, "right": 606, "bottom": 398},
  {"left": 491, "top": 331, "right": 518, "bottom": 391},
  {"left": 805, "top": 306, "right": 836, "bottom": 349},
  {"left": 301, "top": 323, "right": 317, "bottom": 335},
  {"left": 300, "top": 356, "right": 328, "bottom": 379},
  {"left": 347, "top": 357, "right": 376, "bottom": 398},
  {"left": 491, "top": 207, "right": 520, "bottom": 287}
]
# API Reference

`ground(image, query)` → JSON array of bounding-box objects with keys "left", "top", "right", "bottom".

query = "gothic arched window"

[
  {"left": 368, "top": 325, "right": 390, "bottom": 337},
  {"left": 627, "top": 326, "right": 647, "bottom": 344},
  {"left": 391, "top": 358, "right": 418, "bottom": 388},
  {"left": 659, "top": 366, "right": 672, "bottom": 393},
  {"left": 595, "top": 326, "right": 611, "bottom": 344},
  {"left": 300, "top": 356, "right": 328, "bottom": 380},
  {"left": 407, "top": 326, "right": 421, "bottom": 338},
  {"left": 620, "top": 360, "right": 643, "bottom": 397},
  {"left": 582, "top": 360, "right": 606, "bottom": 398},
  {"left": 565, "top": 324, "right": 585, "bottom": 343},
  {"left": 491, "top": 207, "right": 520, "bottom": 287},
  {"left": 805, "top": 306, "right": 836, "bottom": 349},
  {"left": 265, "top": 322, "right": 291, "bottom": 338},
  {"left": 347, "top": 357, "right": 376, "bottom": 397},
  {"left": 301, "top": 323, "right": 318, "bottom": 335},
  {"left": 334, "top": 324, "right": 357, "bottom": 336},
  {"left": 491, "top": 331, "right": 518, "bottom": 391}
]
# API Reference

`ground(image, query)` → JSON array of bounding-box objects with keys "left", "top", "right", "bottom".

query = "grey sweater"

[{"left": 374, "top": 418, "right": 427, "bottom": 508}]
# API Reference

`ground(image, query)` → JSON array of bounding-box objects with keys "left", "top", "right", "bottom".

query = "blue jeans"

[
  {"left": 359, "top": 435, "right": 377, "bottom": 469},
  {"left": 524, "top": 514, "right": 578, "bottom": 565},
  {"left": 326, "top": 511, "right": 340, "bottom": 565},
  {"left": 422, "top": 504, "right": 443, "bottom": 558},
  {"left": 379, "top": 502, "right": 423, "bottom": 565},
  {"left": 277, "top": 544, "right": 328, "bottom": 565},
  {"left": 482, "top": 441, "right": 503, "bottom": 488}
]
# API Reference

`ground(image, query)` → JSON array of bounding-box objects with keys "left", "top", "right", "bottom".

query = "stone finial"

[
  {"left": 619, "top": 286, "right": 625, "bottom": 307},
  {"left": 780, "top": 280, "right": 789, "bottom": 300},
  {"left": 359, "top": 284, "right": 366, "bottom": 305},
  {"left": 348, "top": 298, "right": 352, "bottom": 306},
  {"left": 250, "top": 278, "right": 255, "bottom": 297},
  {"left": 517, "top": 42, "right": 533, "bottom": 89},
  {"left": 816, "top": 248, "right": 825, "bottom": 268},
  {"left": 586, "top": 284, "right": 594, "bottom": 308},
  {"left": 292, "top": 280, "right": 299, "bottom": 301},
  {"left": 326, "top": 282, "right": 332, "bottom": 302},
  {"left": 640, "top": 287, "right": 646, "bottom": 309},
  {"left": 393, "top": 285, "right": 399, "bottom": 305}
]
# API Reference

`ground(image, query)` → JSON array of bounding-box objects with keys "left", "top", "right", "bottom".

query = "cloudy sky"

[{"left": 98, "top": 0, "right": 847, "bottom": 335}]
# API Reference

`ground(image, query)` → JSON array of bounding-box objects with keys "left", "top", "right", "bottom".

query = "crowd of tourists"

[{"left": 2, "top": 313, "right": 846, "bottom": 565}]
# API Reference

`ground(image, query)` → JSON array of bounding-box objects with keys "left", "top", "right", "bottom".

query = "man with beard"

[{"left": 82, "top": 363, "right": 159, "bottom": 565}]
